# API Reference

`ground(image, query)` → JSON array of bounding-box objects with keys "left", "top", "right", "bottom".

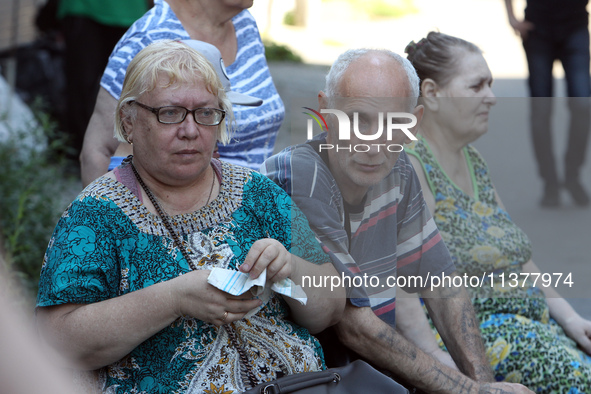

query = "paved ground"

[{"left": 268, "top": 62, "right": 591, "bottom": 319}]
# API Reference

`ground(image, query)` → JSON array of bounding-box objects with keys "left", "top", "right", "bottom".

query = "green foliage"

[
  {"left": 0, "top": 104, "right": 76, "bottom": 296},
  {"left": 364, "top": 0, "right": 418, "bottom": 18},
  {"left": 323, "top": 0, "right": 418, "bottom": 19},
  {"left": 283, "top": 10, "right": 296, "bottom": 26},
  {"left": 264, "top": 41, "right": 303, "bottom": 63}
]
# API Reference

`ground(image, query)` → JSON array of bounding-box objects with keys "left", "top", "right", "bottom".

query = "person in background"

[
  {"left": 36, "top": 40, "right": 343, "bottom": 393},
  {"left": 404, "top": 31, "right": 591, "bottom": 392},
  {"left": 0, "top": 260, "right": 77, "bottom": 394},
  {"left": 80, "top": 0, "right": 284, "bottom": 186},
  {"left": 504, "top": 0, "right": 591, "bottom": 207},
  {"left": 58, "top": 0, "right": 150, "bottom": 161},
  {"left": 261, "top": 47, "right": 533, "bottom": 394}
]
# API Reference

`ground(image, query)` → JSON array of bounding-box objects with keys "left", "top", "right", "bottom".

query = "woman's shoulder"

[
  {"left": 402, "top": 138, "right": 435, "bottom": 180},
  {"left": 101, "top": 11, "right": 188, "bottom": 97},
  {"left": 231, "top": 9, "right": 266, "bottom": 66},
  {"left": 80, "top": 175, "right": 118, "bottom": 197},
  {"left": 75, "top": 175, "right": 137, "bottom": 210},
  {"left": 231, "top": 10, "right": 261, "bottom": 41},
  {"left": 464, "top": 145, "right": 497, "bottom": 200},
  {"left": 404, "top": 137, "right": 430, "bottom": 165},
  {"left": 49, "top": 176, "right": 137, "bottom": 235},
  {"left": 221, "top": 160, "right": 282, "bottom": 192},
  {"left": 464, "top": 144, "right": 492, "bottom": 181},
  {"left": 465, "top": 144, "right": 489, "bottom": 167},
  {"left": 106, "top": 1, "right": 186, "bottom": 63},
  {"left": 232, "top": 9, "right": 257, "bottom": 26},
  {"left": 218, "top": 161, "right": 294, "bottom": 215},
  {"left": 219, "top": 160, "right": 255, "bottom": 179}
]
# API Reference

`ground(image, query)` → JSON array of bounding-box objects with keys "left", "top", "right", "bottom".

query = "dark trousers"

[
  {"left": 62, "top": 16, "right": 127, "bottom": 159},
  {"left": 523, "top": 25, "right": 591, "bottom": 184}
]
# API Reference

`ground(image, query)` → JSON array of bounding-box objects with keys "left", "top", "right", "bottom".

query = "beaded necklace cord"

[
  {"left": 129, "top": 157, "right": 257, "bottom": 388},
  {"left": 129, "top": 157, "right": 214, "bottom": 270}
]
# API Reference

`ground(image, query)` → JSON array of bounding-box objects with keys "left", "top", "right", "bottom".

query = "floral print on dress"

[
  {"left": 406, "top": 137, "right": 591, "bottom": 392},
  {"left": 188, "top": 231, "right": 234, "bottom": 269},
  {"left": 37, "top": 161, "right": 328, "bottom": 394}
]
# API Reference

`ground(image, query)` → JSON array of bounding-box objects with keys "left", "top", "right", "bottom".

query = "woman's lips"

[{"left": 176, "top": 149, "right": 199, "bottom": 155}]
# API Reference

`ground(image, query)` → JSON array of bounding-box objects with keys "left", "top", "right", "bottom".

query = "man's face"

[{"left": 320, "top": 53, "right": 422, "bottom": 204}]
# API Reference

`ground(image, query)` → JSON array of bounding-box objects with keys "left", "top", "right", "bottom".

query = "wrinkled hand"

[
  {"left": 510, "top": 19, "right": 534, "bottom": 40},
  {"left": 480, "top": 382, "right": 534, "bottom": 393},
  {"left": 239, "top": 238, "right": 293, "bottom": 283},
  {"left": 562, "top": 315, "right": 591, "bottom": 355},
  {"left": 172, "top": 270, "right": 262, "bottom": 326}
]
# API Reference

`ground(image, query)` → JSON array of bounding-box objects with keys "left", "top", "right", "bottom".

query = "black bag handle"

[{"left": 257, "top": 370, "right": 340, "bottom": 393}]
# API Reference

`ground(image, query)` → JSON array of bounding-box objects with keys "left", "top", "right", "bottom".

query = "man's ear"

[
  {"left": 318, "top": 91, "right": 328, "bottom": 110},
  {"left": 405, "top": 104, "right": 424, "bottom": 144},
  {"left": 318, "top": 90, "right": 335, "bottom": 143},
  {"left": 420, "top": 78, "right": 439, "bottom": 111}
]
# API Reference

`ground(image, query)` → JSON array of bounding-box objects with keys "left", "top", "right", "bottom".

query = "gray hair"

[{"left": 324, "top": 48, "right": 420, "bottom": 109}]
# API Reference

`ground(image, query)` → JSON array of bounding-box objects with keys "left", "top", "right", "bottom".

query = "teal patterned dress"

[
  {"left": 37, "top": 160, "right": 329, "bottom": 394},
  {"left": 406, "top": 137, "right": 591, "bottom": 393}
]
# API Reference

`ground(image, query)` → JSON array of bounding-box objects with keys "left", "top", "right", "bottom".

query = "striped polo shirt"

[
  {"left": 100, "top": 1, "right": 285, "bottom": 170},
  {"left": 261, "top": 135, "right": 455, "bottom": 325}
]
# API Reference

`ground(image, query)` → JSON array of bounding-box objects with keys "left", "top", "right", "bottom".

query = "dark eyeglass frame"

[{"left": 130, "top": 100, "right": 226, "bottom": 126}]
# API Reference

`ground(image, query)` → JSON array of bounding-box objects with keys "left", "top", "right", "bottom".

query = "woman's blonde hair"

[{"left": 115, "top": 39, "right": 234, "bottom": 144}]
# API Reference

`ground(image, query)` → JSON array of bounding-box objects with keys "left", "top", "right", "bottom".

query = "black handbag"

[
  {"left": 242, "top": 359, "right": 409, "bottom": 394},
  {"left": 222, "top": 313, "right": 409, "bottom": 394},
  {"left": 226, "top": 321, "right": 409, "bottom": 394},
  {"left": 223, "top": 325, "right": 409, "bottom": 394},
  {"left": 223, "top": 310, "right": 410, "bottom": 394}
]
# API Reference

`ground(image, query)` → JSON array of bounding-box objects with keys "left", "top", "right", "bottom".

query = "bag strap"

[{"left": 256, "top": 370, "right": 340, "bottom": 394}]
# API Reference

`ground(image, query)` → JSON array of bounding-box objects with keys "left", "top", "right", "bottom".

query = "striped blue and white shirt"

[{"left": 101, "top": 0, "right": 285, "bottom": 170}]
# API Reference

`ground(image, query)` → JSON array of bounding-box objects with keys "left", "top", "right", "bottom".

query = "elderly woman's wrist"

[
  {"left": 164, "top": 277, "right": 186, "bottom": 319},
  {"left": 561, "top": 312, "right": 582, "bottom": 327},
  {"left": 286, "top": 253, "right": 306, "bottom": 283}
]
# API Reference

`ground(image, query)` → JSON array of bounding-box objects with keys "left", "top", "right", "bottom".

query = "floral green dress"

[{"left": 406, "top": 137, "right": 591, "bottom": 393}]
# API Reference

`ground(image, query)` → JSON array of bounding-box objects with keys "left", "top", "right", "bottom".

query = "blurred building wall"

[{"left": 0, "top": 0, "right": 40, "bottom": 53}]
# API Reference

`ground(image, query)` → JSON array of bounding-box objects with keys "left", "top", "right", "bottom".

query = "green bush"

[
  {"left": 0, "top": 105, "right": 76, "bottom": 297},
  {"left": 283, "top": 10, "right": 296, "bottom": 26},
  {"left": 364, "top": 0, "right": 418, "bottom": 18},
  {"left": 323, "top": 0, "right": 418, "bottom": 19},
  {"left": 264, "top": 41, "right": 303, "bottom": 63}
]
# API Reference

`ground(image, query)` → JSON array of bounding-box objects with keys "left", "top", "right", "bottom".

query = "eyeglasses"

[{"left": 131, "top": 101, "right": 226, "bottom": 126}]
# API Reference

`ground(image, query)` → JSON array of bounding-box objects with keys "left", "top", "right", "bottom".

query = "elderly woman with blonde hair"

[{"left": 36, "top": 40, "right": 344, "bottom": 393}]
